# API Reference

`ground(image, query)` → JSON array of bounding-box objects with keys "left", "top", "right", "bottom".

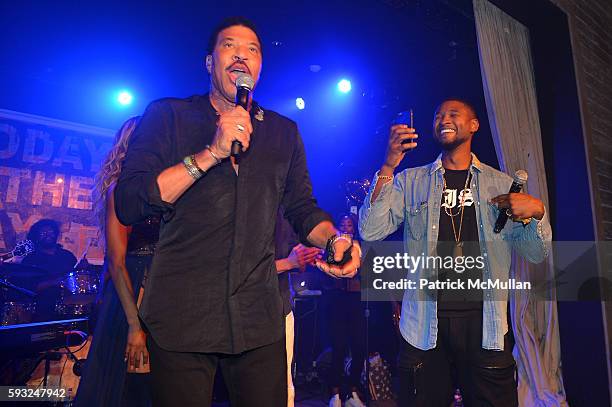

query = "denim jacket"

[{"left": 359, "top": 154, "right": 552, "bottom": 350}]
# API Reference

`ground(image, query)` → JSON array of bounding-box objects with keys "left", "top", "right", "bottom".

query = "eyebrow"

[
  {"left": 219, "top": 36, "right": 261, "bottom": 48},
  {"left": 435, "top": 109, "right": 460, "bottom": 115}
]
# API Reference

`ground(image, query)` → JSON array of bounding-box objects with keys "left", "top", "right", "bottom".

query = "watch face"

[{"left": 323, "top": 234, "right": 354, "bottom": 267}]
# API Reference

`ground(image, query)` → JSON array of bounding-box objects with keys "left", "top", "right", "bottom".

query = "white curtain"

[{"left": 473, "top": 0, "right": 568, "bottom": 405}]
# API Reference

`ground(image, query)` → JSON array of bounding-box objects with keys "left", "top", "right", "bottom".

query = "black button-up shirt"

[{"left": 114, "top": 94, "right": 330, "bottom": 354}]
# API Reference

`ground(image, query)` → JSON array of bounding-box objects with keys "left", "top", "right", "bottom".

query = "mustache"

[{"left": 226, "top": 61, "right": 251, "bottom": 74}]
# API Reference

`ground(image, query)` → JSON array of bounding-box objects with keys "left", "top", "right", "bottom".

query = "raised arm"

[
  {"left": 114, "top": 101, "right": 252, "bottom": 225},
  {"left": 358, "top": 124, "right": 416, "bottom": 241}
]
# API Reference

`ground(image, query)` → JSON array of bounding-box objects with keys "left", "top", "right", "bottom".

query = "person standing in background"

[
  {"left": 274, "top": 208, "right": 322, "bottom": 406},
  {"left": 324, "top": 214, "right": 367, "bottom": 407},
  {"left": 76, "top": 117, "right": 154, "bottom": 407}
]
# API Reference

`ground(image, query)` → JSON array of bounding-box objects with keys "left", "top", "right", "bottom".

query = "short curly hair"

[
  {"left": 27, "top": 218, "right": 60, "bottom": 243},
  {"left": 207, "top": 16, "right": 263, "bottom": 56},
  {"left": 435, "top": 98, "right": 479, "bottom": 120}
]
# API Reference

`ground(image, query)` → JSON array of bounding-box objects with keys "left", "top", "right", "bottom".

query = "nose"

[
  {"left": 441, "top": 113, "right": 453, "bottom": 125},
  {"left": 232, "top": 45, "right": 248, "bottom": 61}
]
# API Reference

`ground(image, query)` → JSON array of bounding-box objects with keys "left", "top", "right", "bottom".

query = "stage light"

[
  {"left": 116, "top": 90, "right": 133, "bottom": 106},
  {"left": 296, "top": 97, "right": 305, "bottom": 110},
  {"left": 337, "top": 79, "right": 352, "bottom": 93}
]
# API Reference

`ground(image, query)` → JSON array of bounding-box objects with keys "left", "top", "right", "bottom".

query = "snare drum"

[
  {"left": 55, "top": 270, "right": 101, "bottom": 316},
  {"left": 60, "top": 270, "right": 101, "bottom": 305}
]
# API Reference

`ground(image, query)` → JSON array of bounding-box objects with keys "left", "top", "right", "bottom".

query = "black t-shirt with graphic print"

[{"left": 436, "top": 169, "right": 483, "bottom": 311}]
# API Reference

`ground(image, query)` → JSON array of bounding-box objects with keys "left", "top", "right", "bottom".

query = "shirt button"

[
  {"left": 432, "top": 225, "right": 437, "bottom": 229},
  {"left": 477, "top": 201, "right": 480, "bottom": 206},
  {"left": 483, "top": 252, "right": 488, "bottom": 256},
  {"left": 480, "top": 224, "right": 483, "bottom": 228}
]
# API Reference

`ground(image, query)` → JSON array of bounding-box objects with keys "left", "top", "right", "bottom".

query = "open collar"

[{"left": 429, "top": 152, "right": 482, "bottom": 174}]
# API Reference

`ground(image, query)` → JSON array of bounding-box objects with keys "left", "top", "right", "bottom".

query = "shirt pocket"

[{"left": 406, "top": 202, "right": 428, "bottom": 240}]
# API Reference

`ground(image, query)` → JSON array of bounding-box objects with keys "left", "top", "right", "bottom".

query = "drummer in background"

[
  {"left": 21, "top": 219, "right": 77, "bottom": 274},
  {"left": 21, "top": 219, "right": 77, "bottom": 320}
]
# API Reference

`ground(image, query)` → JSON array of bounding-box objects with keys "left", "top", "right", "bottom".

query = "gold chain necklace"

[{"left": 442, "top": 171, "right": 471, "bottom": 257}]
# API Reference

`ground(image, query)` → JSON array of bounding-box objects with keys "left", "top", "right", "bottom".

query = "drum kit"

[{"left": 0, "top": 240, "right": 103, "bottom": 327}]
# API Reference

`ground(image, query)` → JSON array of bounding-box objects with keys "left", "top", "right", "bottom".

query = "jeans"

[{"left": 398, "top": 309, "right": 517, "bottom": 407}]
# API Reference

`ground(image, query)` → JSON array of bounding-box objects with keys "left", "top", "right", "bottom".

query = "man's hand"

[
  {"left": 287, "top": 244, "right": 322, "bottom": 272},
  {"left": 209, "top": 106, "right": 253, "bottom": 158},
  {"left": 369, "top": 125, "right": 418, "bottom": 203},
  {"left": 491, "top": 193, "right": 545, "bottom": 220},
  {"left": 315, "top": 241, "right": 361, "bottom": 279},
  {"left": 125, "top": 325, "right": 149, "bottom": 372},
  {"left": 382, "top": 125, "right": 418, "bottom": 172}
]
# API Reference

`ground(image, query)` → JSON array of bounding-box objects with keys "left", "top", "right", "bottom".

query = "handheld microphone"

[
  {"left": 231, "top": 73, "right": 255, "bottom": 157},
  {"left": 494, "top": 170, "right": 528, "bottom": 233}
]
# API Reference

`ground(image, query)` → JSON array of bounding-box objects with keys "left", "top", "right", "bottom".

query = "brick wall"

[
  {"left": 548, "top": 0, "right": 612, "bottom": 242},
  {"left": 549, "top": 0, "right": 612, "bottom": 398}
]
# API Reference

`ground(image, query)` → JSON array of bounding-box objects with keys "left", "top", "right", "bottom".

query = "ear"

[
  {"left": 470, "top": 118, "right": 480, "bottom": 133},
  {"left": 205, "top": 55, "right": 212, "bottom": 73}
]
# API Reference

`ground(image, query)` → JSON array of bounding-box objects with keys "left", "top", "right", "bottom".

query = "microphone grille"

[
  {"left": 513, "top": 169, "right": 528, "bottom": 184},
  {"left": 236, "top": 73, "right": 255, "bottom": 90}
]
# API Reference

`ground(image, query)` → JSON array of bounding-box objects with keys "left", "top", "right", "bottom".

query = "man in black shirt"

[
  {"left": 22, "top": 219, "right": 77, "bottom": 274},
  {"left": 114, "top": 16, "right": 360, "bottom": 407},
  {"left": 21, "top": 219, "right": 77, "bottom": 320}
]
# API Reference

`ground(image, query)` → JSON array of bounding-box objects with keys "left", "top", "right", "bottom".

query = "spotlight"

[
  {"left": 116, "top": 90, "right": 133, "bottom": 106},
  {"left": 295, "top": 97, "right": 305, "bottom": 110},
  {"left": 337, "top": 79, "right": 351, "bottom": 93}
]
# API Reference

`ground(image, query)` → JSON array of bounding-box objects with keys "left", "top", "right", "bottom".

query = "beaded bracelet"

[
  {"left": 376, "top": 174, "right": 394, "bottom": 183},
  {"left": 183, "top": 154, "right": 205, "bottom": 180}
]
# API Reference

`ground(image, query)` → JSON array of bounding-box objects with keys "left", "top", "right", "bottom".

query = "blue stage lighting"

[
  {"left": 117, "top": 90, "right": 133, "bottom": 106},
  {"left": 296, "top": 97, "right": 305, "bottom": 110},
  {"left": 337, "top": 79, "right": 351, "bottom": 93}
]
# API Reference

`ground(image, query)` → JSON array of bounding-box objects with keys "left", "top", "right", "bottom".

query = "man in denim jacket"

[{"left": 359, "top": 99, "right": 551, "bottom": 407}]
